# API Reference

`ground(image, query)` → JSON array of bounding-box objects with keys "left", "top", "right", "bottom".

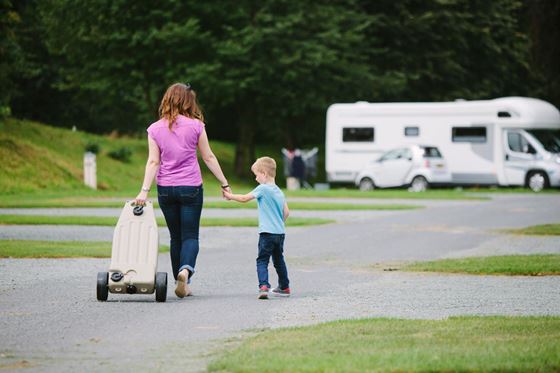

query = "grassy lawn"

[
  {"left": 0, "top": 240, "right": 170, "bottom": 258},
  {"left": 503, "top": 224, "right": 560, "bottom": 236},
  {"left": 0, "top": 215, "right": 333, "bottom": 227},
  {"left": 208, "top": 316, "right": 560, "bottom": 372},
  {"left": 403, "top": 254, "right": 560, "bottom": 276},
  {"left": 0, "top": 118, "right": 251, "bottom": 194}
]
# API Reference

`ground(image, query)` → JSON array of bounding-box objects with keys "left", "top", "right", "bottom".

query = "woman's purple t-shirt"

[{"left": 147, "top": 115, "right": 204, "bottom": 186}]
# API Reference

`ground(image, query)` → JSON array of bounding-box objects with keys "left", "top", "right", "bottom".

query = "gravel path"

[{"left": 1, "top": 193, "right": 559, "bottom": 372}]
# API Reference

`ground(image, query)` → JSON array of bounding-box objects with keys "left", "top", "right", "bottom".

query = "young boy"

[{"left": 223, "top": 156, "right": 291, "bottom": 299}]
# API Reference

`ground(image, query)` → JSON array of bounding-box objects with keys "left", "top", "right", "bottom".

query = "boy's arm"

[
  {"left": 223, "top": 191, "right": 255, "bottom": 203},
  {"left": 283, "top": 201, "right": 290, "bottom": 221}
]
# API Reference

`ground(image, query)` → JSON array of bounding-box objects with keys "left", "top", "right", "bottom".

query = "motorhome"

[{"left": 325, "top": 97, "right": 560, "bottom": 191}]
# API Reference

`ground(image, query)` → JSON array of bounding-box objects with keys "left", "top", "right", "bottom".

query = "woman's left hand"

[
  {"left": 134, "top": 190, "right": 148, "bottom": 206},
  {"left": 221, "top": 186, "right": 231, "bottom": 199}
]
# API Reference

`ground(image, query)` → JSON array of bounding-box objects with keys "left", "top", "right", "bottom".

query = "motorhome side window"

[
  {"left": 452, "top": 127, "right": 487, "bottom": 143},
  {"left": 404, "top": 126, "right": 419, "bottom": 137},
  {"left": 508, "top": 132, "right": 535, "bottom": 154},
  {"left": 342, "top": 127, "right": 374, "bottom": 142}
]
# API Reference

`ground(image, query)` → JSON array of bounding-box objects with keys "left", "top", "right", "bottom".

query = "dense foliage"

[{"left": 2, "top": 0, "right": 558, "bottom": 175}]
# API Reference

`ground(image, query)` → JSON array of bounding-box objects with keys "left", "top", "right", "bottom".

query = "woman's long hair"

[{"left": 158, "top": 83, "right": 204, "bottom": 130}]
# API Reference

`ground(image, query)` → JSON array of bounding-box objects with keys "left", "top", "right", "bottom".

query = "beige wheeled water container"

[{"left": 96, "top": 201, "right": 167, "bottom": 302}]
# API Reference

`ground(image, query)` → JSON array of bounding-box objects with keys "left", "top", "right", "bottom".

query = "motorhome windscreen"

[
  {"left": 452, "top": 127, "right": 487, "bottom": 143},
  {"left": 526, "top": 129, "right": 560, "bottom": 153},
  {"left": 342, "top": 127, "right": 374, "bottom": 142}
]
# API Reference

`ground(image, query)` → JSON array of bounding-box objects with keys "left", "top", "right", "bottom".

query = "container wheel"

[
  {"left": 97, "top": 272, "right": 109, "bottom": 301},
  {"left": 155, "top": 272, "right": 168, "bottom": 302}
]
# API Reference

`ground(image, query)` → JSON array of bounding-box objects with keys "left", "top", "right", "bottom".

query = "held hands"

[{"left": 221, "top": 185, "right": 232, "bottom": 200}]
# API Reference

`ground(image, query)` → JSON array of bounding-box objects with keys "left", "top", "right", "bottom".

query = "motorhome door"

[{"left": 503, "top": 129, "right": 537, "bottom": 185}]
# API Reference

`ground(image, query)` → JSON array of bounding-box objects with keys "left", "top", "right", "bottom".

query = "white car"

[{"left": 355, "top": 145, "right": 452, "bottom": 192}]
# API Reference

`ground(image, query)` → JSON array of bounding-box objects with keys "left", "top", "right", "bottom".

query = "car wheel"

[
  {"left": 526, "top": 171, "right": 548, "bottom": 192},
  {"left": 359, "top": 178, "right": 375, "bottom": 191},
  {"left": 409, "top": 176, "right": 428, "bottom": 192}
]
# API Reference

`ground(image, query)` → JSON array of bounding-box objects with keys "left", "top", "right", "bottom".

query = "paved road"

[{"left": 1, "top": 193, "right": 559, "bottom": 372}]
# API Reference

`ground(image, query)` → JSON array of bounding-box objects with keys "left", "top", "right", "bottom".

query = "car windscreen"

[
  {"left": 421, "top": 146, "right": 442, "bottom": 158},
  {"left": 526, "top": 129, "right": 560, "bottom": 153}
]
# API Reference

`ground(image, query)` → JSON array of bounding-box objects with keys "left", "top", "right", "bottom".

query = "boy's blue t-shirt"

[{"left": 251, "top": 184, "right": 286, "bottom": 234}]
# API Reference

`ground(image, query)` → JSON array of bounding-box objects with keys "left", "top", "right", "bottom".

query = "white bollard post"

[
  {"left": 83, "top": 152, "right": 97, "bottom": 189},
  {"left": 286, "top": 177, "right": 300, "bottom": 190}
]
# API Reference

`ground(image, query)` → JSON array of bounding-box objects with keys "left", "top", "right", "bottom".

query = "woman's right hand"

[{"left": 134, "top": 190, "right": 148, "bottom": 206}]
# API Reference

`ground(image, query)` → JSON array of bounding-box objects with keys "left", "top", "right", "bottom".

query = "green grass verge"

[
  {"left": 0, "top": 189, "right": 486, "bottom": 208},
  {"left": 0, "top": 215, "right": 333, "bottom": 227},
  {"left": 503, "top": 224, "right": 560, "bottom": 236},
  {"left": 0, "top": 196, "right": 421, "bottom": 210},
  {"left": 205, "top": 201, "right": 421, "bottom": 210},
  {"left": 208, "top": 316, "right": 560, "bottom": 372},
  {"left": 286, "top": 188, "right": 488, "bottom": 200},
  {"left": 465, "top": 186, "right": 560, "bottom": 194},
  {"left": 403, "top": 254, "right": 560, "bottom": 276},
  {"left": 0, "top": 240, "right": 169, "bottom": 258}
]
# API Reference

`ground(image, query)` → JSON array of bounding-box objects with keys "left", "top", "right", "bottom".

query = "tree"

[
  {"left": 38, "top": 0, "right": 214, "bottom": 132},
  {"left": 210, "top": 0, "right": 374, "bottom": 176},
  {"left": 0, "top": 0, "right": 21, "bottom": 117},
  {"left": 359, "top": 0, "right": 532, "bottom": 102},
  {"left": 525, "top": 0, "right": 560, "bottom": 109}
]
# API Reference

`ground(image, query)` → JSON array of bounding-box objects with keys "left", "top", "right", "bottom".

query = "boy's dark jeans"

[
  {"left": 257, "top": 233, "right": 289, "bottom": 289},
  {"left": 157, "top": 185, "right": 203, "bottom": 282}
]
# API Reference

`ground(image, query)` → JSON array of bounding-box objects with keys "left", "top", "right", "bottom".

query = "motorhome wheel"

[{"left": 527, "top": 171, "right": 548, "bottom": 192}]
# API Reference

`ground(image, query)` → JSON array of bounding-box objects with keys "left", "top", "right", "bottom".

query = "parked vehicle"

[
  {"left": 355, "top": 145, "right": 451, "bottom": 191},
  {"left": 325, "top": 97, "right": 560, "bottom": 191}
]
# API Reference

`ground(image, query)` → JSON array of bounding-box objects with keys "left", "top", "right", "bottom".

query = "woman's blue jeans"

[{"left": 157, "top": 185, "right": 203, "bottom": 282}]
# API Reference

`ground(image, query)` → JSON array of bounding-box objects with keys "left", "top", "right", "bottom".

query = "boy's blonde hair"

[{"left": 251, "top": 157, "right": 276, "bottom": 178}]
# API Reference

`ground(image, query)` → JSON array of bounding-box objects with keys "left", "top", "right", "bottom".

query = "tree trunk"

[
  {"left": 234, "top": 113, "right": 256, "bottom": 178},
  {"left": 141, "top": 74, "right": 157, "bottom": 119}
]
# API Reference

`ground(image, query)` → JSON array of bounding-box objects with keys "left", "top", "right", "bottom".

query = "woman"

[{"left": 135, "top": 82, "right": 230, "bottom": 298}]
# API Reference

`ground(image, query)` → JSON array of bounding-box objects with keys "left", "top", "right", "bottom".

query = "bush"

[
  {"left": 108, "top": 146, "right": 132, "bottom": 163},
  {"left": 84, "top": 142, "right": 100, "bottom": 154},
  {"left": 0, "top": 106, "right": 11, "bottom": 119}
]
